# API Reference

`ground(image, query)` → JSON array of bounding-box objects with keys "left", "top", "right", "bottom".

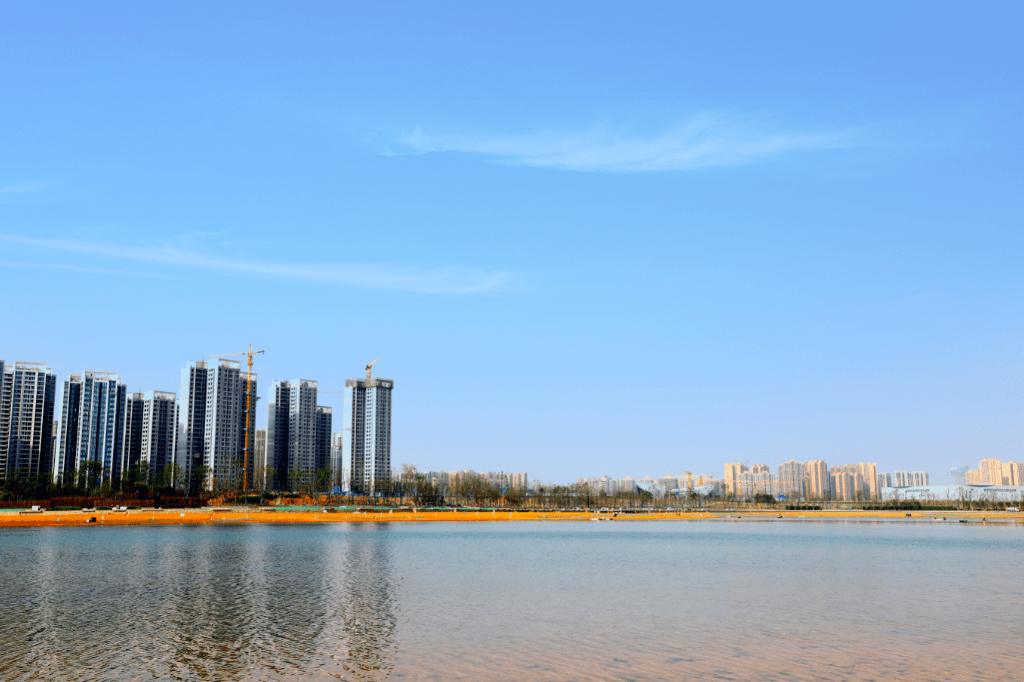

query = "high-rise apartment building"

[
  {"left": 806, "top": 460, "right": 829, "bottom": 499},
  {"left": 344, "top": 375, "right": 394, "bottom": 495},
  {"left": 829, "top": 465, "right": 866, "bottom": 501},
  {"left": 1001, "top": 461, "right": 1023, "bottom": 486},
  {"left": 910, "top": 471, "right": 929, "bottom": 486},
  {"left": 979, "top": 458, "right": 1002, "bottom": 486},
  {"left": 266, "top": 379, "right": 332, "bottom": 490},
  {"left": 893, "top": 470, "right": 911, "bottom": 487},
  {"left": 735, "top": 468, "right": 777, "bottom": 497},
  {"left": 54, "top": 371, "right": 127, "bottom": 486},
  {"left": 206, "top": 359, "right": 257, "bottom": 490},
  {"left": 266, "top": 379, "right": 291, "bottom": 489},
  {"left": 0, "top": 362, "right": 57, "bottom": 480},
  {"left": 288, "top": 379, "right": 319, "bottom": 478},
  {"left": 177, "top": 359, "right": 257, "bottom": 490},
  {"left": 177, "top": 361, "right": 211, "bottom": 486},
  {"left": 859, "top": 463, "right": 878, "bottom": 499},
  {"left": 140, "top": 391, "right": 177, "bottom": 483},
  {"left": 316, "top": 405, "right": 332, "bottom": 474},
  {"left": 331, "top": 432, "right": 346, "bottom": 490},
  {"left": 253, "top": 428, "right": 268, "bottom": 488},
  {"left": 878, "top": 472, "right": 892, "bottom": 489},
  {"left": 121, "top": 392, "right": 145, "bottom": 477},
  {"left": 777, "top": 460, "right": 806, "bottom": 498},
  {"left": 723, "top": 463, "right": 748, "bottom": 496}
]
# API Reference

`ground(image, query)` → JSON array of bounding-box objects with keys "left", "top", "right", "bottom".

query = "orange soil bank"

[{"left": 0, "top": 508, "right": 1020, "bottom": 528}]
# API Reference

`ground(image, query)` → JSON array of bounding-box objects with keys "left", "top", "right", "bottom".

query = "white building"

[
  {"left": 140, "top": 391, "right": 178, "bottom": 483},
  {"left": 177, "top": 360, "right": 211, "bottom": 486},
  {"left": 266, "top": 379, "right": 333, "bottom": 491},
  {"left": 331, "top": 432, "right": 347, "bottom": 491},
  {"left": 0, "top": 361, "right": 57, "bottom": 480},
  {"left": 206, "top": 359, "right": 257, "bottom": 490},
  {"left": 121, "top": 392, "right": 145, "bottom": 478},
  {"left": 55, "top": 371, "right": 127, "bottom": 486},
  {"left": 884, "top": 485, "right": 1024, "bottom": 502},
  {"left": 344, "top": 375, "right": 394, "bottom": 495},
  {"left": 177, "top": 359, "right": 257, "bottom": 490}
]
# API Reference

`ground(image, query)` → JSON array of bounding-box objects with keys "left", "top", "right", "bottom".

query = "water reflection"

[
  {"left": 3, "top": 522, "right": 1023, "bottom": 681},
  {"left": 325, "top": 523, "right": 398, "bottom": 680},
  {"left": 0, "top": 523, "right": 397, "bottom": 682}
]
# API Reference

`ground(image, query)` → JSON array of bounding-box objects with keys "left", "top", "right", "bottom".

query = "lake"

[{"left": 0, "top": 520, "right": 1020, "bottom": 681}]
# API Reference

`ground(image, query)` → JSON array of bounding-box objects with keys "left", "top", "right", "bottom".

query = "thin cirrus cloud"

[
  {"left": 399, "top": 113, "right": 856, "bottom": 172},
  {"left": 0, "top": 182, "right": 46, "bottom": 193},
  {"left": 0, "top": 234, "right": 520, "bottom": 295}
]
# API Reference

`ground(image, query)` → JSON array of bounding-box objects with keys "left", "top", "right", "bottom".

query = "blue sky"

[{"left": 2, "top": 1, "right": 1021, "bottom": 483}]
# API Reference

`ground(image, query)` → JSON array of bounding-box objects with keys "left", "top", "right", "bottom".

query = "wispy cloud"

[
  {"left": 399, "top": 113, "right": 855, "bottom": 172},
  {"left": 0, "top": 234, "right": 520, "bottom": 294},
  {"left": 0, "top": 260, "right": 176, "bottom": 279},
  {"left": 0, "top": 182, "right": 46, "bottom": 193}
]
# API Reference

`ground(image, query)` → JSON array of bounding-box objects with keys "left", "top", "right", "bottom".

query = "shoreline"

[{"left": 2, "top": 508, "right": 1023, "bottom": 528}]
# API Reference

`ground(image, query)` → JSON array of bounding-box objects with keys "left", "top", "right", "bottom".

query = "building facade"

[
  {"left": 141, "top": 391, "right": 178, "bottom": 484},
  {"left": 266, "top": 379, "right": 291, "bottom": 490},
  {"left": 206, "top": 360, "right": 257, "bottom": 490},
  {"left": 859, "top": 462, "right": 879, "bottom": 499},
  {"left": 55, "top": 371, "right": 127, "bottom": 486},
  {"left": 806, "top": 460, "right": 829, "bottom": 499},
  {"left": 121, "top": 392, "right": 145, "bottom": 478},
  {"left": 344, "top": 377, "right": 394, "bottom": 495},
  {"left": 979, "top": 458, "right": 1002, "bottom": 486},
  {"left": 176, "top": 361, "right": 211, "bottom": 487},
  {"left": 176, "top": 359, "right": 257, "bottom": 490},
  {"left": 0, "top": 362, "right": 57, "bottom": 480},
  {"left": 331, "top": 432, "right": 346, "bottom": 491},
  {"left": 254, "top": 428, "right": 268, "bottom": 489},
  {"left": 316, "top": 405, "right": 332, "bottom": 474},
  {"left": 287, "top": 379, "right": 319, "bottom": 480},
  {"left": 723, "top": 462, "right": 748, "bottom": 496},
  {"left": 777, "top": 460, "right": 806, "bottom": 498}
]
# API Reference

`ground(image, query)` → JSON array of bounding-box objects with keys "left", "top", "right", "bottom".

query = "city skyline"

[
  {"left": 2, "top": 3, "right": 1021, "bottom": 484},
  {"left": 3, "top": 351, "right": 1017, "bottom": 489}
]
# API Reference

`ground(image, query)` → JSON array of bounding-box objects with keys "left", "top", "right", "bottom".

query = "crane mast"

[{"left": 205, "top": 344, "right": 265, "bottom": 493}]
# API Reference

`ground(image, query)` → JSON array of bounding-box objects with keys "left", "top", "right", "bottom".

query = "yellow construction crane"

[
  {"left": 206, "top": 343, "right": 265, "bottom": 492},
  {"left": 365, "top": 357, "right": 379, "bottom": 381},
  {"left": 680, "top": 470, "right": 694, "bottom": 491}
]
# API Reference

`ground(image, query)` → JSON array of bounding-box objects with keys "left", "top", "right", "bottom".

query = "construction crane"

[
  {"left": 680, "top": 470, "right": 694, "bottom": 492},
  {"left": 205, "top": 344, "right": 265, "bottom": 492},
  {"left": 365, "top": 357, "right": 379, "bottom": 381}
]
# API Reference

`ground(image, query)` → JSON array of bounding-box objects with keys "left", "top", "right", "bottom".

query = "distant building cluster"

[
  {"left": 959, "top": 458, "right": 1022, "bottom": 487},
  {"left": 578, "top": 473, "right": 724, "bottom": 497},
  {"left": 0, "top": 357, "right": 393, "bottom": 494},
  {"left": 578, "top": 462, "right": 942, "bottom": 502},
  {"left": 723, "top": 461, "right": 882, "bottom": 501},
  {"left": 422, "top": 470, "right": 528, "bottom": 490}
]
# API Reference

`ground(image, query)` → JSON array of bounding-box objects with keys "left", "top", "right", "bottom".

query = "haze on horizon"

[{"left": 1, "top": 1, "right": 1020, "bottom": 484}]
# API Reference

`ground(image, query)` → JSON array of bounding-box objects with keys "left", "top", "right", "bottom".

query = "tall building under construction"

[
  {"left": 176, "top": 359, "right": 257, "bottom": 490},
  {"left": 266, "top": 379, "right": 333, "bottom": 490},
  {"left": 343, "top": 367, "right": 393, "bottom": 495}
]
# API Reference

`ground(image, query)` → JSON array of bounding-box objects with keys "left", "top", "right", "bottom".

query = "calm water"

[{"left": 1, "top": 520, "right": 1021, "bottom": 681}]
